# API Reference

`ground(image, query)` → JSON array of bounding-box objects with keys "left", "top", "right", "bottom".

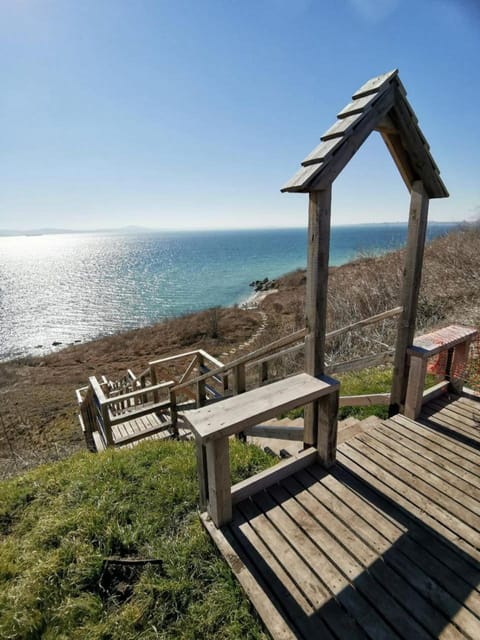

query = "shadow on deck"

[{"left": 203, "top": 394, "right": 480, "bottom": 639}]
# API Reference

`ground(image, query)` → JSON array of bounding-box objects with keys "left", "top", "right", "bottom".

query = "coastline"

[{"left": 240, "top": 288, "right": 279, "bottom": 309}]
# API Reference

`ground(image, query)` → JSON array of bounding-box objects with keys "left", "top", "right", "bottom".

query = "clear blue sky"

[{"left": 1, "top": 0, "right": 479, "bottom": 230}]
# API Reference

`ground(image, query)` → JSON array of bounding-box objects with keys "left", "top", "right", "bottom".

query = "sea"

[{"left": 0, "top": 223, "right": 458, "bottom": 362}]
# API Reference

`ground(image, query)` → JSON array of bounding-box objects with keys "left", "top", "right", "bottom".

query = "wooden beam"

[
  {"left": 316, "top": 388, "right": 339, "bottom": 468},
  {"left": 304, "top": 188, "right": 331, "bottom": 447},
  {"left": 206, "top": 436, "right": 231, "bottom": 527},
  {"left": 390, "top": 180, "right": 429, "bottom": 414}
]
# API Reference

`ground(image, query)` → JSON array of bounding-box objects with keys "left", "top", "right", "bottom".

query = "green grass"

[{"left": 0, "top": 440, "right": 273, "bottom": 640}]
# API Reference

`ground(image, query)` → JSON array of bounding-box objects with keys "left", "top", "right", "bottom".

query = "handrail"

[
  {"left": 104, "top": 380, "right": 174, "bottom": 406},
  {"left": 149, "top": 350, "right": 201, "bottom": 367},
  {"left": 327, "top": 306, "right": 402, "bottom": 340},
  {"left": 172, "top": 307, "right": 401, "bottom": 394},
  {"left": 172, "top": 328, "right": 307, "bottom": 393}
]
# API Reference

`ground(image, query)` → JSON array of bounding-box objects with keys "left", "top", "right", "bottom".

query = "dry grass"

[
  {"left": 1, "top": 224, "right": 479, "bottom": 478},
  {"left": 261, "top": 224, "right": 480, "bottom": 365},
  {"left": 0, "top": 307, "right": 263, "bottom": 479}
]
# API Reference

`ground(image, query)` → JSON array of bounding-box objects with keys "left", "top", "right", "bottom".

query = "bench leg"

[
  {"left": 404, "top": 355, "right": 427, "bottom": 419},
  {"left": 449, "top": 339, "right": 472, "bottom": 394},
  {"left": 316, "top": 389, "right": 339, "bottom": 468},
  {"left": 206, "top": 436, "right": 232, "bottom": 527},
  {"left": 196, "top": 438, "right": 208, "bottom": 511}
]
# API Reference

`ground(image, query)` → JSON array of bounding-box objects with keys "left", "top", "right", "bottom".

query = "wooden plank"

[
  {"left": 321, "top": 112, "right": 363, "bottom": 141},
  {"left": 201, "top": 514, "right": 300, "bottom": 640},
  {"left": 351, "top": 434, "right": 480, "bottom": 532},
  {"left": 426, "top": 400, "right": 480, "bottom": 431},
  {"left": 361, "top": 428, "right": 480, "bottom": 515},
  {"left": 114, "top": 420, "right": 172, "bottom": 446},
  {"left": 327, "top": 350, "right": 395, "bottom": 376},
  {"left": 326, "top": 306, "right": 402, "bottom": 340},
  {"left": 186, "top": 373, "right": 338, "bottom": 442},
  {"left": 309, "top": 88, "right": 396, "bottom": 191},
  {"left": 245, "top": 424, "right": 304, "bottom": 440},
  {"left": 240, "top": 494, "right": 385, "bottom": 639},
  {"left": 173, "top": 329, "right": 307, "bottom": 393},
  {"left": 390, "top": 180, "right": 429, "bottom": 414},
  {"left": 287, "top": 472, "right": 467, "bottom": 640},
  {"left": 420, "top": 406, "right": 480, "bottom": 442},
  {"left": 108, "top": 400, "right": 170, "bottom": 425},
  {"left": 404, "top": 353, "right": 428, "bottom": 419},
  {"left": 392, "top": 413, "right": 480, "bottom": 470},
  {"left": 337, "top": 92, "right": 379, "bottom": 119},
  {"left": 352, "top": 69, "right": 398, "bottom": 99},
  {"left": 304, "top": 467, "right": 480, "bottom": 635},
  {"left": 256, "top": 484, "right": 407, "bottom": 639},
  {"left": 339, "top": 393, "right": 390, "bottom": 407},
  {"left": 281, "top": 162, "right": 323, "bottom": 192},
  {"left": 381, "top": 419, "right": 480, "bottom": 490},
  {"left": 301, "top": 136, "right": 343, "bottom": 166},
  {"left": 339, "top": 443, "right": 480, "bottom": 556},
  {"left": 409, "top": 325, "right": 478, "bottom": 358},
  {"left": 228, "top": 508, "right": 334, "bottom": 639},
  {"left": 231, "top": 448, "right": 318, "bottom": 505},
  {"left": 330, "top": 462, "right": 480, "bottom": 593},
  {"left": 206, "top": 436, "right": 231, "bottom": 527},
  {"left": 422, "top": 381, "right": 450, "bottom": 405}
]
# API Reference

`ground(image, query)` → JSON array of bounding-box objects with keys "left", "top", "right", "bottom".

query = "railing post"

[
  {"left": 258, "top": 361, "right": 268, "bottom": 386},
  {"left": 233, "top": 363, "right": 247, "bottom": 440},
  {"left": 150, "top": 365, "right": 160, "bottom": 403},
  {"left": 101, "top": 402, "right": 114, "bottom": 447},
  {"left": 206, "top": 436, "right": 231, "bottom": 527},
  {"left": 233, "top": 363, "right": 246, "bottom": 395},
  {"left": 169, "top": 387, "right": 178, "bottom": 437},
  {"left": 196, "top": 353, "right": 206, "bottom": 408}
]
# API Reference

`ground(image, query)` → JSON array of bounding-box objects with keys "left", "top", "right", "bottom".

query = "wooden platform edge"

[
  {"left": 231, "top": 447, "right": 318, "bottom": 505},
  {"left": 200, "top": 513, "right": 298, "bottom": 640}
]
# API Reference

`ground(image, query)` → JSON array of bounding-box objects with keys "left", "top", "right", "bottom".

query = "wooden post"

[
  {"left": 316, "top": 387, "right": 339, "bottom": 468},
  {"left": 206, "top": 436, "right": 231, "bottom": 527},
  {"left": 390, "top": 180, "right": 429, "bottom": 415},
  {"left": 196, "top": 353, "right": 206, "bottom": 408},
  {"left": 304, "top": 188, "right": 332, "bottom": 447},
  {"left": 449, "top": 339, "right": 472, "bottom": 394},
  {"left": 233, "top": 363, "right": 246, "bottom": 395},
  {"left": 150, "top": 366, "right": 159, "bottom": 403},
  {"left": 169, "top": 387, "right": 178, "bottom": 436},
  {"left": 258, "top": 361, "right": 268, "bottom": 386},
  {"left": 404, "top": 351, "right": 428, "bottom": 419},
  {"left": 196, "top": 438, "right": 208, "bottom": 511}
]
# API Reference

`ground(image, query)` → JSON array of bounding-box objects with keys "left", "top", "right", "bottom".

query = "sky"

[{"left": 1, "top": 0, "right": 479, "bottom": 231}]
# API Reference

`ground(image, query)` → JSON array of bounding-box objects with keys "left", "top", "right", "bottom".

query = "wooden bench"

[
  {"left": 404, "top": 324, "right": 478, "bottom": 419},
  {"left": 184, "top": 372, "right": 339, "bottom": 526}
]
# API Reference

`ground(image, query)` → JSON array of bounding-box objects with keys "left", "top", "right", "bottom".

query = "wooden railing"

[
  {"left": 76, "top": 306, "right": 403, "bottom": 450},
  {"left": 171, "top": 306, "right": 402, "bottom": 410},
  {"left": 77, "top": 376, "right": 176, "bottom": 449}
]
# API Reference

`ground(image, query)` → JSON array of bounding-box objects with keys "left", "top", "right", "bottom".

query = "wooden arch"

[{"left": 281, "top": 69, "right": 449, "bottom": 426}]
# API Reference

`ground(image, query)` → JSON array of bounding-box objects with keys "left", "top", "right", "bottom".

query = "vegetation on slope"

[{"left": 0, "top": 439, "right": 273, "bottom": 640}]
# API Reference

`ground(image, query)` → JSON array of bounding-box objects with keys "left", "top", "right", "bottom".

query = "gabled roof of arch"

[{"left": 281, "top": 69, "right": 448, "bottom": 198}]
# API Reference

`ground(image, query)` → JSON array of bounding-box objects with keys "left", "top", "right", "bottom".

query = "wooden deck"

[
  {"left": 93, "top": 412, "right": 190, "bottom": 451},
  {"left": 203, "top": 393, "right": 480, "bottom": 639}
]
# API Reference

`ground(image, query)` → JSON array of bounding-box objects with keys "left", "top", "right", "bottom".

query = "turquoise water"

[{"left": 0, "top": 223, "right": 457, "bottom": 361}]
